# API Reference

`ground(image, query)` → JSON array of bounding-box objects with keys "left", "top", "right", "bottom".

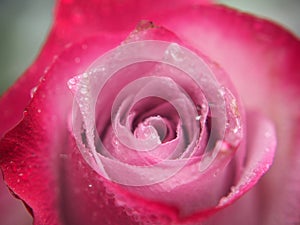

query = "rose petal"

[
  {"left": 217, "top": 111, "right": 276, "bottom": 208},
  {"left": 265, "top": 147, "right": 300, "bottom": 224},
  {"left": 180, "top": 111, "right": 276, "bottom": 225},
  {"left": 204, "top": 187, "right": 260, "bottom": 225},
  {"left": 0, "top": 34, "right": 130, "bottom": 225}
]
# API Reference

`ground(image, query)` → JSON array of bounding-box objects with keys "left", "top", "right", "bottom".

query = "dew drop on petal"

[
  {"left": 30, "top": 86, "right": 38, "bottom": 98},
  {"left": 165, "top": 43, "right": 185, "bottom": 62},
  {"left": 80, "top": 87, "right": 88, "bottom": 94},
  {"left": 44, "top": 66, "right": 50, "bottom": 74},
  {"left": 68, "top": 78, "right": 76, "bottom": 85},
  {"left": 74, "top": 57, "right": 81, "bottom": 63},
  {"left": 81, "top": 44, "right": 88, "bottom": 50},
  {"left": 195, "top": 115, "right": 201, "bottom": 121},
  {"left": 264, "top": 131, "right": 272, "bottom": 137},
  {"left": 233, "top": 127, "right": 239, "bottom": 134}
]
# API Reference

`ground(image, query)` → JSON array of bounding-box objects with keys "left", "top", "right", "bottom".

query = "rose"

[
  {"left": 0, "top": 1, "right": 298, "bottom": 225},
  {"left": 1, "top": 0, "right": 297, "bottom": 225},
  {"left": 0, "top": 1, "right": 299, "bottom": 225}
]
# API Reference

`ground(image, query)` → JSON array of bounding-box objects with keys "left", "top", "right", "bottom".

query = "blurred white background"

[{"left": 0, "top": 0, "right": 299, "bottom": 95}]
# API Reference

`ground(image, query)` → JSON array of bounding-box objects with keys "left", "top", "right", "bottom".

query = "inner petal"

[
  {"left": 107, "top": 76, "right": 199, "bottom": 162},
  {"left": 131, "top": 97, "right": 179, "bottom": 143}
]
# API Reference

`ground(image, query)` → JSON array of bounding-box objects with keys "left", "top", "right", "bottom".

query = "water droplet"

[
  {"left": 198, "top": 103, "right": 207, "bottom": 111},
  {"left": 30, "top": 86, "right": 38, "bottom": 98},
  {"left": 219, "top": 197, "right": 228, "bottom": 205},
  {"left": 68, "top": 78, "right": 76, "bottom": 85},
  {"left": 82, "top": 72, "right": 88, "bottom": 78},
  {"left": 44, "top": 66, "right": 50, "bottom": 74},
  {"left": 264, "top": 131, "right": 271, "bottom": 138},
  {"left": 74, "top": 57, "right": 81, "bottom": 63},
  {"left": 37, "top": 109, "right": 41, "bottom": 113},
  {"left": 81, "top": 44, "right": 88, "bottom": 50},
  {"left": 213, "top": 169, "right": 221, "bottom": 177},
  {"left": 195, "top": 115, "right": 201, "bottom": 121},
  {"left": 52, "top": 55, "right": 58, "bottom": 62},
  {"left": 233, "top": 127, "right": 239, "bottom": 134},
  {"left": 112, "top": 136, "right": 120, "bottom": 148},
  {"left": 165, "top": 43, "right": 185, "bottom": 62},
  {"left": 230, "top": 186, "right": 236, "bottom": 192},
  {"left": 97, "top": 66, "right": 106, "bottom": 72},
  {"left": 72, "top": 12, "right": 83, "bottom": 24},
  {"left": 80, "top": 87, "right": 88, "bottom": 94},
  {"left": 39, "top": 76, "right": 46, "bottom": 82},
  {"left": 59, "top": 154, "right": 68, "bottom": 159},
  {"left": 65, "top": 43, "right": 72, "bottom": 48},
  {"left": 88, "top": 184, "right": 93, "bottom": 188},
  {"left": 219, "top": 87, "right": 226, "bottom": 96}
]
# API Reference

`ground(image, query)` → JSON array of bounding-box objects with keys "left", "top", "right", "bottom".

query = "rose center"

[
  {"left": 130, "top": 97, "right": 178, "bottom": 143},
  {"left": 69, "top": 40, "right": 242, "bottom": 186}
]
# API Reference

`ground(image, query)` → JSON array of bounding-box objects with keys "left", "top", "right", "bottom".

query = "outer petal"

[
  {"left": 203, "top": 112, "right": 276, "bottom": 225},
  {"left": 264, "top": 134, "right": 300, "bottom": 224},
  {"left": 153, "top": 4, "right": 300, "bottom": 224},
  {"left": 0, "top": 34, "right": 125, "bottom": 225},
  {"left": 0, "top": 0, "right": 211, "bottom": 137}
]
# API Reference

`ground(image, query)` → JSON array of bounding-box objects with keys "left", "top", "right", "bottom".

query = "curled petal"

[{"left": 217, "top": 111, "right": 276, "bottom": 208}]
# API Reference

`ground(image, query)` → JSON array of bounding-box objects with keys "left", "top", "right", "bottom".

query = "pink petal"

[
  {"left": 217, "top": 111, "right": 276, "bottom": 208},
  {"left": 180, "top": 111, "right": 276, "bottom": 225},
  {"left": 262, "top": 123, "right": 300, "bottom": 224}
]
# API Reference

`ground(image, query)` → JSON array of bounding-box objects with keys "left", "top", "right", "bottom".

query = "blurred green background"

[{"left": 0, "top": 0, "right": 299, "bottom": 95}]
